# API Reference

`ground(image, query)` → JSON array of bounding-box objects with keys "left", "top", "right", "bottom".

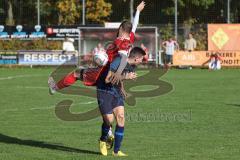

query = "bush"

[
  {"left": 0, "top": 39, "right": 62, "bottom": 51},
  {"left": 159, "top": 22, "right": 208, "bottom": 51},
  {"left": 159, "top": 23, "right": 174, "bottom": 41}
]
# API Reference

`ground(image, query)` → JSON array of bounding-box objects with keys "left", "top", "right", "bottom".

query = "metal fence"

[
  {"left": 0, "top": 0, "right": 239, "bottom": 26},
  {"left": 0, "top": 0, "right": 239, "bottom": 52}
]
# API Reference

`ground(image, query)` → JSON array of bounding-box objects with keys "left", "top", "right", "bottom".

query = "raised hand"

[{"left": 137, "top": 1, "right": 145, "bottom": 12}]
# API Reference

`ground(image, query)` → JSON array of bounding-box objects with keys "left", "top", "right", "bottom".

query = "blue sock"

[
  {"left": 100, "top": 122, "right": 110, "bottom": 141},
  {"left": 114, "top": 125, "right": 124, "bottom": 153}
]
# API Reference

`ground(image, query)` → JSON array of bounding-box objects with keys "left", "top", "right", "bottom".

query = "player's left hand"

[{"left": 137, "top": 1, "right": 145, "bottom": 12}]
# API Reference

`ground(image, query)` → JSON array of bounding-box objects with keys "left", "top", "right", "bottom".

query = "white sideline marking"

[
  {"left": 0, "top": 74, "right": 45, "bottom": 81},
  {"left": 0, "top": 74, "right": 97, "bottom": 113},
  {"left": 1, "top": 101, "right": 96, "bottom": 113},
  {"left": 30, "top": 101, "right": 96, "bottom": 110},
  {"left": 2, "top": 108, "right": 19, "bottom": 112},
  {"left": 30, "top": 105, "right": 55, "bottom": 110},
  {"left": 16, "top": 86, "right": 48, "bottom": 89},
  {"left": 0, "top": 86, "right": 48, "bottom": 90}
]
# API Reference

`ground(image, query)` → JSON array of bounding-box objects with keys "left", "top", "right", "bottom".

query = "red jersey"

[
  {"left": 107, "top": 32, "right": 135, "bottom": 62},
  {"left": 83, "top": 32, "right": 135, "bottom": 86},
  {"left": 210, "top": 54, "right": 222, "bottom": 61}
]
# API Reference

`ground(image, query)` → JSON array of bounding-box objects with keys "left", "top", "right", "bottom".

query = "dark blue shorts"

[{"left": 97, "top": 89, "right": 124, "bottom": 115}]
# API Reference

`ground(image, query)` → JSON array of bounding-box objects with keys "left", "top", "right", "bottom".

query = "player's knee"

[
  {"left": 103, "top": 114, "right": 114, "bottom": 125},
  {"left": 116, "top": 113, "right": 125, "bottom": 127},
  {"left": 103, "top": 120, "right": 112, "bottom": 126},
  {"left": 74, "top": 70, "right": 79, "bottom": 77},
  {"left": 105, "top": 117, "right": 114, "bottom": 125}
]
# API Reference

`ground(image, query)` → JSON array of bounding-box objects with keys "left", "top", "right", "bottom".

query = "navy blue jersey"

[
  {"left": 110, "top": 56, "right": 135, "bottom": 73},
  {"left": 96, "top": 56, "right": 135, "bottom": 91}
]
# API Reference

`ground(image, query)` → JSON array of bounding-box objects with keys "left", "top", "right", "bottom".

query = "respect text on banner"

[{"left": 18, "top": 51, "right": 78, "bottom": 65}]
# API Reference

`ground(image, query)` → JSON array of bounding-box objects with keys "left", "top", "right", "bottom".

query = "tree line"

[{"left": 0, "top": 0, "right": 239, "bottom": 26}]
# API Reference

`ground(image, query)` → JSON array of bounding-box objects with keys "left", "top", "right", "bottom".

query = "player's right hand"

[
  {"left": 137, "top": 1, "right": 145, "bottom": 12},
  {"left": 110, "top": 72, "right": 123, "bottom": 85}
]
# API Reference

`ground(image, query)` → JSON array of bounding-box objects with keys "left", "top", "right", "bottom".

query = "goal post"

[{"left": 78, "top": 26, "right": 160, "bottom": 66}]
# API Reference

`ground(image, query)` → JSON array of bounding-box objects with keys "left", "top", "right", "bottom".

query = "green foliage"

[
  {"left": 162, "top": 7, "right": 175, "bottom": 16},
  {"left": 42, "top": 0, "right": 112, "bottom": 25},
  {"left": 57, "top": 0, "right": 81, "bottom": 25},
  {"left": 159, "top": 22, "right": 207, "bottom": 51},
  {"left": 159, "top": 23, "right": 174, "bottom": 41},
  {"left": 86, "top": 0, "right": 112, "bottom": 24},
  {"left": 178, "top": 0, "right": 215, "bottom": 9},
  {"left": 193, "top": 24, "right": 207, "bottom": 50},
  {"left": 160, "top": 0, "right": 215, "bottom": 24},
  {"left": 0, "top": 8, "right": 4, "bottom": 14},
  {"left": 1, "top": 0, "right": 112, "bottom": 25},
  {"left": 40, "top": 1, "right": 59, "bottom": 25},
  {"left": 0, "top": 68, "right": 240, "bottom": 159},
  {"left": 0, "top": 39, "right": 62, "bottom": 51}
]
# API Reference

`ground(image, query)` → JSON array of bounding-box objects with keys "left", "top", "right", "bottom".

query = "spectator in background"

[
  {"left": 62, "top": 37, "right": 75, "bottom": 53},
  {"left": 162, "top": 37, "right": 179, "bottom": 65},
  {"left": 93, "top": 43, "right": 105, "bottom": 54},
  {"left": 184, "top": 33, "right": 197, "bottom": 52},
  {"left": 202, "top": 53, "right": 222, "bottom": 70}
]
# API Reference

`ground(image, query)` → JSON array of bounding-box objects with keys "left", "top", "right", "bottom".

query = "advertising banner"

[
  {"left": 0, "top": 25, "right": 46, "bottom": 40},
  {"left": 173, "top": 51, "right": 240, "bottom": 66},
  {"left": 0, "top": 25, "right": 82, "bottom": 40},
  {"left": 46, "top": 26, "right": 79, "bottom": 40},
  {"left": 0, "top": 51, "right": 18, "bottom": 64},
  {"left": 18, "top": 51, "right": 77, "bottom": 65},
  {"left": 208, "top": 24, "right": 240, "bottom": 51}
]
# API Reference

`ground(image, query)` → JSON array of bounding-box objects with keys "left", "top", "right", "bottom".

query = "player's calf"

[{"left": 48, "top": 67, "right": 85, "bottom": 95}]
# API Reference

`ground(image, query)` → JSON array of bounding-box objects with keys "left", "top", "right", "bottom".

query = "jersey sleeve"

[
  {"left": 115, "top": 54, "right": 128, "bottom": 74},
  {"left": 116, "top": 39, "right": 132, "bottom": 56},
  {"left": 106, "top": 41, "right": 119, "bottom": 62},
  {"left": 110, "top": 55, "right": 133, "bottom": 74},
  {"left": 110, "top": 56, "right": 121, "bottom": 72},
  {"left": 132, "top": 10, "right": 140, "bottom": 33},
  {"left": 130, "top": 32, "right": 135, "bottom": 43}
]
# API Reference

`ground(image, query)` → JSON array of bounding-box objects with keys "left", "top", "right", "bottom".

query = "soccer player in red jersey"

[
  {"left": 48, "top": 1, "right": 145, "bottom": 93},
  {"left": 202, "top": 53, "right": 222, "bottom": 70}
]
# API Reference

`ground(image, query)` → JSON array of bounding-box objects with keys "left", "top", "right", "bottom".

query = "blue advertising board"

[
  {"left": 0, "top": 25, "right": 46, "bottom": 40},
  {"left": 18, "top": 51, "right": 78, "bottom": 65},
  {"left": 0, "top": 51, "right": 18, "bottom": 64}
]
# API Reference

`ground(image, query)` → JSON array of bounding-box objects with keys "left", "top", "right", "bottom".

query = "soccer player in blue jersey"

[{"left": 97, "top": 47, "right": 146, "bottom": 156}]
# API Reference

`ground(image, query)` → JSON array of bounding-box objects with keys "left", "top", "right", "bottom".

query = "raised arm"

[
  {"left": 132, "top": 1, "right": 145, "bottom": 33},
  {"left": 105, "top": 56, "right": 136, "bottom": 83},
  {"left": 109, "top": 52, "right": 128, "bottom": 84}
]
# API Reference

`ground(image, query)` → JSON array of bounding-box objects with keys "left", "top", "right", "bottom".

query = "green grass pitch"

[{"left": 0, "top": 68, "right": 239, "bottom": 160}]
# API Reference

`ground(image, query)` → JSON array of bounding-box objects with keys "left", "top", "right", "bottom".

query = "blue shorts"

[{"left": 97, "top": 89, "right": 124, "bottom": 115}]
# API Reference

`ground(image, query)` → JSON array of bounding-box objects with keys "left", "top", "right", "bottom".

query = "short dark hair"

[
  {"left": 129, "top": 47, "right": 146, "bottom": 58},
  {"left": 117, "top": 20, "right": 132, "bottom": 36}
]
